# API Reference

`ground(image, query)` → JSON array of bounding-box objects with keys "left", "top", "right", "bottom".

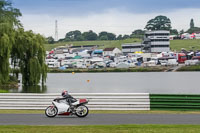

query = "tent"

[{"left": 73, "top": 55, "right": 82, "bottom": 59}]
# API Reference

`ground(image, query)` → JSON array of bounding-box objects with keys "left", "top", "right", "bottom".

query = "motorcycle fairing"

[{"left": 53, "top": 101, "right": 70, "bottom": 114}]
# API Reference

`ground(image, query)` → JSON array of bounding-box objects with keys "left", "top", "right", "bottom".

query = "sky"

[{"left": 12, "top": 0, "right": 200, "bottom": 39}]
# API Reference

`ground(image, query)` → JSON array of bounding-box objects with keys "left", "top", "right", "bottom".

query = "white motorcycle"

[{"left": 45, "top": 98, "right": 89, "bottom": 118}]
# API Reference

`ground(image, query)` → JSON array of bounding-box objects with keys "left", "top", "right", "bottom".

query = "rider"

[{"left": 60, "top": 90, "right": 76, "bottom": 106}]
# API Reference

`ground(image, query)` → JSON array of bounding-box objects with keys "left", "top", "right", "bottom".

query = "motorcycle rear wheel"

[
  {"left": 75, "top": 105, "right": 89, "bottom": 118},
  {"left": 45, "top": 106, "right": 58, "bottom": 118}
]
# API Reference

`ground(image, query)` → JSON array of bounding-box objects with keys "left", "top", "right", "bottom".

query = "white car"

[
  {"left": 167, "top": 59, "right": 178, "bottom": 66},
  {"left": 185, "top": 60, "right": 200, "bottom": 66},
  {"left": 160, "top": 60, "right": 168, "bottom": 66}
]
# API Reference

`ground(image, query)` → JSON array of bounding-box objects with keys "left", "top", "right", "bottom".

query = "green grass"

[
  {"left": 49, "top": 67, "right": 169, "bottom": 73},
  {"left": 44, "top": 38, "right": 141, "bottom": 51},
  {"left": 177, "top": 65, "right": 200, "bottom": 71},
  {"left": 2, "top": 110, "right": 200, "bottom": 114},
  {"left": 44, "top": 39, "right": 200, "bottom": 52},
  {"left": 0, "top": 90, "right": 8, "bottom": 93},
  {"left": 170, "top": 39, "right": 200, "bottom": 51},
  {"left": 0, "top": 125, "right": 200, "bottom": 133}
]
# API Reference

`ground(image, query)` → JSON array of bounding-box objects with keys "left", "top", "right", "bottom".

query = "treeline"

[
  {"left": 47, "top": 29, "right": 145, "bottom": 44},
  {"left": 46, "top": 28, "right": 177, "bottom": 44},
  {"left": 47, "top": 16, "right": 200, "bottom": 44}
]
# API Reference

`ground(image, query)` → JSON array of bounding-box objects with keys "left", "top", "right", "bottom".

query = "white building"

[
  {"left": 121, "top": 44, "right": 142, "bottom": 54},
  {"left": 103, "top": 48, "right": 122, "bottom": 56},
  {"left": 143, "top": 30, "right": 170, "bottom": 53},
  {"left": 122, "top": 31, "right": 170, "bottom": 54}
]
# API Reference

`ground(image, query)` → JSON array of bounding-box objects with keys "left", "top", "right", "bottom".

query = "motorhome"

[{"left": 46, "top": 59, "right": 60, "bottom": 68}]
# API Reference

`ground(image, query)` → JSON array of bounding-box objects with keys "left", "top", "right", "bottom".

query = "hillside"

[
  {"left": 44, "top": 38, "right": 141, "bottom": 51},
  {"left": 170, "top": 39, "right": 200, "bottom": 51},
  {"left": 44, "top": 39, "right": 200, "bottom": 52}
]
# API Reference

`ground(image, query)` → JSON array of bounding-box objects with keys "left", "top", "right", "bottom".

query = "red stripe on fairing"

[
  {"left": 80, "top": 99, "right": 87, "bottom": 103},
  {"left": 58, "top": 112, "right": 71, "bottom": 116}
]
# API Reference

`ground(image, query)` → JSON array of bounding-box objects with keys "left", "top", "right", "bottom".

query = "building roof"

[
  {"left": 103, "top": 47, "right": 116, "bottom": 51},
  {"left": 122, "top": 43, "right": 142, "bottom": 46},
  {"left": 145, "top": 30, "right": 170, "bottom": 34},
  {"left": 72, "top": 48, "right": 86, "bottom": 53}
]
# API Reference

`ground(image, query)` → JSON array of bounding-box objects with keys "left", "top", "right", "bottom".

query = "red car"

[{"left": 192, "top": 56, "right": 200, "bottom": 61}]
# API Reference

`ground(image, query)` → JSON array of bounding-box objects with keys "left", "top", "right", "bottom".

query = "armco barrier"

[
  {"left": 150, "top": 94, "right": 200, "bottom": 110},
  {"left": 0, "top": 93, "right": 150, "bottom": 110}
]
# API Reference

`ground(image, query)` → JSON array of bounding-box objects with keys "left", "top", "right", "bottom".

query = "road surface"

[{"left": 1, "top": 114, "right": 200, "bottom": 125}]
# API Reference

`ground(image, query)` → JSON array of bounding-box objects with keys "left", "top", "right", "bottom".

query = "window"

[
  {"left": 122, "top": 46, "right": 141, "bottom": 49},
  {"left": 151, "top": 45, "right": 169, "bottom": 48},
  {"left": 150, "top": 39, "right": 169, "bottom": 42},
  {"left": 180, "top": 56, "right": 186, "bottom": 59},
  {"left": 147, "top": 33, "right": 169, "bottom": 36}
]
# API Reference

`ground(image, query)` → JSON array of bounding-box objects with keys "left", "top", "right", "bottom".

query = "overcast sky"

[{"left": 12, "top": 0, "right": 200, "bottom": 39}]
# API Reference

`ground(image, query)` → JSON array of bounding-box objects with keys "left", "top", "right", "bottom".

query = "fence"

[
  {"left": 150, "top": 94, "right": 200, "bottom": 110},
  {"left": 2, "top": 93, "right": 200, "bottom": 111},
  {"left": 0, "top": 93, "right": 150, "bottom": 110}
]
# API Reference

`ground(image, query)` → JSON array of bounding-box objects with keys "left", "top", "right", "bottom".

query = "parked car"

[
  {"left": 160, "top": 60, "right": 168, "bottom": 66},
  {"left": 192, "top": 56, "right": 200, "bottom": 61},
  {"left": 167, "top": 59, "right": 178, "bottom": 66},
  {"left": 185, "top": 60, "right": 200, "bottom": 66}
]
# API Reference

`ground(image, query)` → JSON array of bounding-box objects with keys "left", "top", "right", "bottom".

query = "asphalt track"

[{"left": 1, "top": 114, "right": 200, "bottom": 125}]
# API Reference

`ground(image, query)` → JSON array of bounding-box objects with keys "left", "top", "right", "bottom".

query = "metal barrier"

[
  {"left": 150, "top": 94, "right": 200, "bottom": 110},
  {"left": 0, "top": 93, "right": 150, "bottom": 110}
]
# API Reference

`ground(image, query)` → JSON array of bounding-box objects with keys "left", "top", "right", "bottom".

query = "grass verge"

[
  {"left": 49, "top": 67, "right": 169, "bottom": 73},
  {"left": 170, "top": 39, "right": 200, "bottom": 51},
  {"left": 0, "top": 90, "right": 9, "bottom": 93},
  {"left": 44, "top": 39, "right": 200, "bottom": 52},
  {"left": 0, "top": 125, "right": 200, "bottom": 133},
  {"left": 44, "top": 38, "right": 141, "bottom": 51},
  {"left": 177, "top": 65, "right": 200, "bottom": 71},
  {"left": 1, "top": 110, "right": 200, "bottom": 114}
]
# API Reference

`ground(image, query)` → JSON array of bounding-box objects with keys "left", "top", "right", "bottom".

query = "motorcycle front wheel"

[
  {"left": 45, "top": 106, "right": 58, "bottom": 118},
  {"left": 75, "top": 105, "right": 89, "bottom": 118}
]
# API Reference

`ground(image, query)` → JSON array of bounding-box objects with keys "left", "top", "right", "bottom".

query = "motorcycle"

[{"left": 45, "top": 97, "right": 89, "bottom": 118}]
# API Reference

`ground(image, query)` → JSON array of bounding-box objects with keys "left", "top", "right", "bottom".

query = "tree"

[
  {"left": 98, "top": 31, "right": 116, "bottom": 40},
  {"left": 179, "top": 29, "right": 185, "bottom": 35},
  {"left": 190, "top": 19, "right": 194, "bottom": 29},
  {"left": 145, "top": 15, "right": 171, "bottom": 31},
  {"left": 116, "top": 35, "right": 123, "bottom": 40},
  {"left": 122, "top": 35, "right": 130, "bottom": 40},
  {"left": 76, "top": 35, "right": 84, "bottom": 41},
  {"left": 12, "top": 29, "right": 47, "bottom": 85},
  {"left": 170, "top": 29, "right": 178, "bottom": 35},
  {"left": 65, "top": 30, "right": 82, "bottom": 41},
  {"left": 187, "top": 27, "right": 200, "bottom": 34},
  {"left": 132, "top": 29, "right": 145, "bottom": 35},
  {"left": 0, "top": 0, "right": 47, "bottom": 86},
  {"left": 82, "top": 30, "right": 98, "bottom": 41},
  {"left": 99, "top": 31, "right": 108, "bottom": 38},
  {"left": 99, "top": 35, "right": 108, "bottom": 40},
  {"left": 0, "top": 0, "right": 21, "bottom": 84},
  {"left": 46, "top": 36, "right": 54, "bottom": 44},
  {"left": 131, "top": 29, "right": 145, "bottom": 38},
  {"left": 187, "top": 19, "right": 200, "bottom": 34},
  {"left": 107, "top": 33, "right": 116, "bottom": 40}
]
